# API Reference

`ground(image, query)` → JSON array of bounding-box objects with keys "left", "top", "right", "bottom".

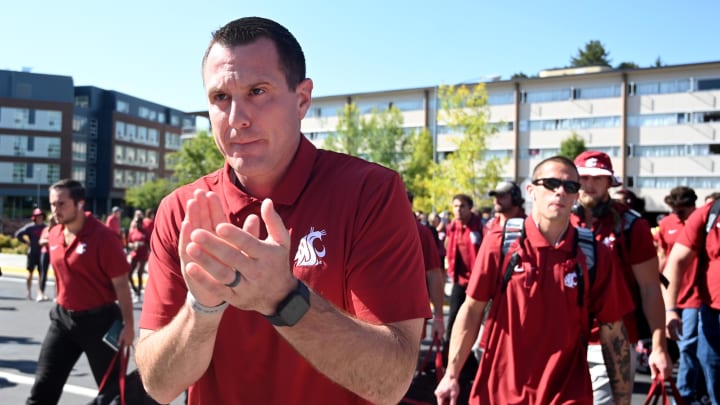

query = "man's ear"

[{"left": 296, "top": 78, "right": 314, "bottom": 119}]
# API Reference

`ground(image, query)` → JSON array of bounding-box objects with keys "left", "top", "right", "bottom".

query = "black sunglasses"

[{"left": 532, "top": 178, "right": 581, "bottom": 194}]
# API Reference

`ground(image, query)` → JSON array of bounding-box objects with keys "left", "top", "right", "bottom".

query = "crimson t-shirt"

[
  {"left": 676, "top": 202, "right": 719, "bottom": 309},
  {"left": 140, "top": 137, "right": 431, "bottom": 405},
  {"left": 466, "top": 217, "right": 633, "bottom": 404},
  {"left": 657, "top": 212, "right": 702, "bottom": 308}
]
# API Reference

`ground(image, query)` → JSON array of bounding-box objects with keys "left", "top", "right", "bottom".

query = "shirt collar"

[{"left": 220, "top": 135, "right": 317, "bottom": 208}]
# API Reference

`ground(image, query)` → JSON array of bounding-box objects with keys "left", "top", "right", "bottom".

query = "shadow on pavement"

[
  {"left": 0, "top": 359, "right": 37, "bottom": 374},
  {"left": 0, "top": 376, "right": 19, "bottom": 388}
]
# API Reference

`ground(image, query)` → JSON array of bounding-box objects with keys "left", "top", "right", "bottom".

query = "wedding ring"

[{"left": 225, "top": 270, "right": 242, "bottom": 288}]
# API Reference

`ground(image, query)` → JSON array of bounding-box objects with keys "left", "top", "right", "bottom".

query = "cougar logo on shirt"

[
  {"left": 602, "top": 234, "right": 615, "bottom": 248},
  {"left": 76, "top": 243, "right": 87, "bottom": 255},
  {"left": 564, "top": 272, "right": 578, "bottom": 288},
  {"left": 294, "top": 227, "right": 327, "bottom": 267}
]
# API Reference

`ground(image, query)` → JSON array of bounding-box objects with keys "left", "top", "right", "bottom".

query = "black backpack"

[{"left": 500, "top": 217, "right": 596, "bottom": 307}]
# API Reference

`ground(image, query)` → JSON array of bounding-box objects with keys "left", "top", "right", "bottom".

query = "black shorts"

[{"left": 26, "top": 254, "right": 41, "bottom": 272}]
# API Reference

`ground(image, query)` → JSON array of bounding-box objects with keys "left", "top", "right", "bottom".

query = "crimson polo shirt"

[
  {"left": 677, "top": 202, "right": 720, "bottom": 309},
  {"left": 140, "top": 136, "right": 431, "bottom": 405},
  {"left": 467, "top": 217, "right": 632, "bottom": 405},
  {"left": 658, "top": 212, "right": 702, "bottom": 308},
  {"left": 48, "top": 214, "right": 129, "bottom": 311},
  {"left": 570, "top": 201, "right": 656, "bottom": 343}
]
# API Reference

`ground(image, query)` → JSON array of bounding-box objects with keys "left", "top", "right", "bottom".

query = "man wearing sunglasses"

[
  {"left": 436, "top": 156, "right": 633, "bottom": 404},
  {"left": 571, "top": 150, "right": 672, "bottom": 404}
]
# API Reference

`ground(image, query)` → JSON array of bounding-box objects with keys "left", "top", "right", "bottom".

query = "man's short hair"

[
  {"left": 531, "top": 156, "right": 579, "bottom": 180},
  {"left": 202, "top": 17, "right": 306, "bottom": 91},
  {"left": 49, "top": 179, "right": 85, "bottom": 203},
  {"left": 452, "top": 193, "right": 474, "bottom": 208},
  {"left": 664, "top": 186, "right": 697, "bottom": 208}
]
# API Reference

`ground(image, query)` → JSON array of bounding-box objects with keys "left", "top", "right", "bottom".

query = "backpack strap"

[
  {"left": 705, "top": 198, "right": 720, "bottom": 234},
  {"left": 501, "top": 218, "right": 525, "bottom": 292},
  {"left": 575, "top": 226, "right": 595, "bottom": 307}
]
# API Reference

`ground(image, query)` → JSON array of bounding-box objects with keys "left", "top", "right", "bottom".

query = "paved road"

[
  {"left": 0, "top": 253, "right": 185, "bottom": 404},
  {"left": 0, "top": 253, "right": 655, "bottom": 404}
]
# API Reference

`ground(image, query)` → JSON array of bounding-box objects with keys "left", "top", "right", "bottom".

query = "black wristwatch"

[{"left": 265, "top": 280, "right": 310, "bottom": 327}]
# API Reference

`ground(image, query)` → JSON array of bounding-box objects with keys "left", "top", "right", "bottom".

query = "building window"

[
  {"left": 117, "top": 100, "right": 130, "bottom": 114},
  {"left": 697, "top": 78, "right": 720, "bottom": 91},
  {"left": 488, "top": 92, "right": 515, "bottom": 105},
  {"left": 115, "top": 121, "right": 126, "bottom": 140},
  {"left": 148, "top": 128, "right": 159, "bottom": 145},
  {"left": 75, "top": 95, "right": 89, "bottom": 108},
  {"left": 524, "top": 88, "right": 572, "bottom": 103}
]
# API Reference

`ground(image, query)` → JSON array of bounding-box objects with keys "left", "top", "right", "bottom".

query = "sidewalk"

[
  {"left": 0, "top": 253, "right": 147, "bottom": 283},
  {"left": 0, "top": 253, "right": 38, "bottom": 277}
]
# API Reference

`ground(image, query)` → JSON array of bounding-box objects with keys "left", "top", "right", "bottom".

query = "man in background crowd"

[
  {"left": 656, "top": 186, "right": 708, "bottom": 404},
  {"left": 484, "top": 181, "right": 526, "bottom": 235},
  {"left": 15, "top": 208, "right": 47, "bottom": 301},
  {"left": 571, "top": 150, "right": 671, "bottom": 404}
]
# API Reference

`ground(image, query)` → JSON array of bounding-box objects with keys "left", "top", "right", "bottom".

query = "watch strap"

[{"left": 265, "top": 280, "right": 310, "bottom": 327}]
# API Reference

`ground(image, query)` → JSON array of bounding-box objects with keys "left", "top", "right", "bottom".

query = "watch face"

[{"left": 282, "top": 294, "right": 310, "bottom": 326}]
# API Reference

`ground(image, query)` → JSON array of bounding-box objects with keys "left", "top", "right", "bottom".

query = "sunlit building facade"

[{"left": 302, "top": 61, "right": 720, "bottom": 214}]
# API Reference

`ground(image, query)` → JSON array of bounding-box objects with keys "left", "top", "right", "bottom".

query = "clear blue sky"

[{"left": 2, "top": 0, "right": 718, "bottom": 121}]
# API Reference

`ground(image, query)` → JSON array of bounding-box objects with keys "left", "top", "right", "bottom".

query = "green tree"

[
  {"left": 167, "top": 130, "right": 224, "bottom": 185},
  {"left": 571, "top": 40, "right": 611, "bottom": 67},
  {"left": 511, "top": 72, "right": 529, "bottom": 79},
  {"left": 426, "top": 83, "right": 502, "bottom": 210},
  {"left": 364, "top": 106, "right": 406, "bottom": 172},
  {"left": 403, "top": 128, "right": 435, "bottom": 212},
  {"left": 654, "top": 56, "right": 664, "bottom": 67},
  {"left": 616, "top": 61, "right": 640, "bottom": 70},
  {"left": 323, "top": 103, "right": 363, "bottom": 156},
  {"left": 124, "top": 178, "right": 176, "bottom": 212},
  {"left": 559, "top": 132, "right": 587, "bottom": 160}
]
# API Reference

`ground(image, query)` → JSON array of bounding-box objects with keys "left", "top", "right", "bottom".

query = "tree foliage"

[
  {"left": 402, "top": 128, "right": 435, "bottom": 211},
  {"left": 324, "top": 102, "right": 408, "bottom": 172},
  {"left": 425, "top": 83, "right": 503, "bottom": 212},
  {"left": 167, "top": 130, "right": 224, "bottom": 185},
  {"left": 124, "top": 178, "right": 176, "bottom": 212},
  {"left": 571, "top": 40, "right": 611, "bottom": 67},
  {"left": 559, "top": 132, "right": 587, "bottom": 160},
  {"left": 364, "top": 106, "right": 407, "bottom": 172},
  {"left": 616, "top": 61, "right": 640, "bottom": 70},
  {"left": 323, "top": 103, "right": 364, "bottom": 156}
]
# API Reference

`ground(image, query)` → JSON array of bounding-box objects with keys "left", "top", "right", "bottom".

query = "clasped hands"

[{"left": 179, "top": 190, "right": 296, "bottom": 316}]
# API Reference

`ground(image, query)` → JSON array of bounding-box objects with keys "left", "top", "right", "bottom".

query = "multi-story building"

[
  {"left": 0, "top": 70, "right": 73, "bottom": 223},
  {"left": 73, "top": 86, "right": 194, "bottom": 213},
  {"left": 0, "top": 69, "right": 195, "bottom": 224},
  {"left": 302, "top": 61, "right": 720, "bottom": 215}
]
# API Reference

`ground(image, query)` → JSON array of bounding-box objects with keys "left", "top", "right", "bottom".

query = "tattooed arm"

[{"left": 599, "top": 320, "right": 632, "bottom": 405}]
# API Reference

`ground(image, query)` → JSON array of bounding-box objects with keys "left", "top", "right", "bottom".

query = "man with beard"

[
  {"left": 571, "top": 151, "right": 672, "bottom": 404},
  {"left": 484, "top": 181, "right": 526, "bottom": 235},
  {"left": 26, "top": 179, "right": 134, "bottom": 404}
]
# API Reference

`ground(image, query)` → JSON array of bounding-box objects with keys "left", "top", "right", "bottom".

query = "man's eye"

[
  {"left": 213, "top": 93, "right": 229, "bottom": 102},
  {"left": 251, "top": 88, "right": 265, "bottom": 96}
]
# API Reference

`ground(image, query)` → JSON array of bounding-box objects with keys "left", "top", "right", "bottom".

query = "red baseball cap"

[
  {"left": 31, "top": 208, "right": 45, "bottom": 219},
  {"left": 574, "top": 150, "right": 622, "bottom": 186}
]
